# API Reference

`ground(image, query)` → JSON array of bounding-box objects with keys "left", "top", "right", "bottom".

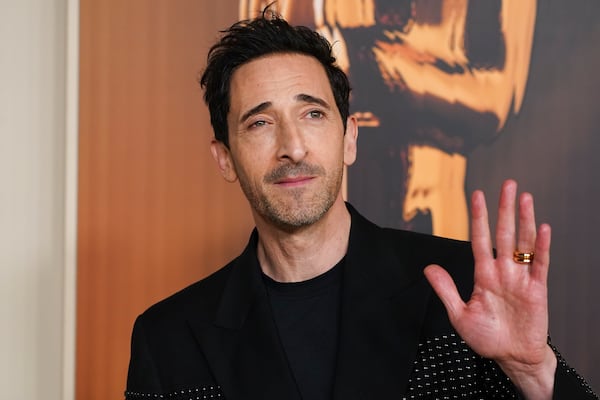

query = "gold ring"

[{"left": 513, "top": 251, "right": 534, "bottom": 264}]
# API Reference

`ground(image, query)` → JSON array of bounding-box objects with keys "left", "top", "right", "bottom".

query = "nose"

[{"left": 276, "top": 119, "right": 308, "bottom": 163}]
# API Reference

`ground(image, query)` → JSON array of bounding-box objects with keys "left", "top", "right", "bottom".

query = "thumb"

[{"left": 424, "top": 264, "right": 465, "bottom": 322}]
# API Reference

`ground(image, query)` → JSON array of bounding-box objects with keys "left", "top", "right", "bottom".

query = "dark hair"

[{"left": 200, "top": 10, "right": 351, "bottom": 147}]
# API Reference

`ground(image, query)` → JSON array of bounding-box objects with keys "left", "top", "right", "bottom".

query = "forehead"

[{"left": 228, "top": 53, "right": 335, "bottom": 112}]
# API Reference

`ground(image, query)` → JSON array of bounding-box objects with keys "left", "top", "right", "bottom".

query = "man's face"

[{"left": 213, "top": 53, "right": 357, "bottom": 230}]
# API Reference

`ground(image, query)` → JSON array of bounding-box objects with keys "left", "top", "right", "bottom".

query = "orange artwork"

[{"left": 240, "top": 0, "right": 536, "bottom": 240}]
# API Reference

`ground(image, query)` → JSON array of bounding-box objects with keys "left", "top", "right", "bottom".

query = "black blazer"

[{"left": 126, "top": 204, "right": 597, "bottom": 399}]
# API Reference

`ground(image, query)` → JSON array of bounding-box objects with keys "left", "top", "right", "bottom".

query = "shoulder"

[
  {"left": 349, "top": 203, "right": 473, "bottom": 267},
  {"left": 136, "top": 229, "right": 260, "bottom": 329},
  {"left": 126, "top": 261, "right": 237, "bottom": 396},
  {"left": 387, "top": 228, "right": 475, "bottom": 295},
  {"left": 137, "top": 259, "right": 235, "bottom": 329},
  {"left": 384, "top": 227, "right": 474, "bottom": 270},
  {"left": 347, "top": 203, "right": 475, "bottom": 295}
]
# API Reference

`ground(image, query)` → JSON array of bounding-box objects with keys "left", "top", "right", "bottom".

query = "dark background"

[{"left": 466, "top": 0, "right": 600, "bottom": 389}]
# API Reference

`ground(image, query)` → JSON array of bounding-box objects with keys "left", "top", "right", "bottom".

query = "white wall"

[{"left": 0, "top": 0, "right": 71, "bottom": 399}]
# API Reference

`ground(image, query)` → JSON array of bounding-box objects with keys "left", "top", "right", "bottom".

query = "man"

[{"left": 125, "top": 11, "right": 597, "bottom": 400}]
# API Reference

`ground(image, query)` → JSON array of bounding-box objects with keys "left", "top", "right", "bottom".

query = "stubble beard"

[{"left": 239, "top": 162, "right": 343, "bottom": 231}]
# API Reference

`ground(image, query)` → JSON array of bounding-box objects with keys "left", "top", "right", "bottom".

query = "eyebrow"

[
  {"left": 239, "top": 94, "right": 332, "bottom": 124},
  {"left": 295, "top": 93, "right": 331, "bottom": 109},
  {"left": 240, "top": 101, "right": 272, "bottom": 124}
]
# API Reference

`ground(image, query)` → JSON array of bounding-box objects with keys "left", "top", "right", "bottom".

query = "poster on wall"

[
  {"left": 238, "top": 0, "right": 600, "bottom": 388},
  {"left": 241, "top": 0, "right": 536, "bottom": 241}
]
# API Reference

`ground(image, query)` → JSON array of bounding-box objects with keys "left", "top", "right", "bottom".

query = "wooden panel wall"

[
  {"left": 76, "top": 1, "right": 251, "bottom": 399},
  {"left": 76, "top": 2, "right": 600, "bottom": 397}
]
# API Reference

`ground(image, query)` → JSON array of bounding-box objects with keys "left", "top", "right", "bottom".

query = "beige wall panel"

[{"left": 0, "top": 1, "right": 67, "bottom": 399}]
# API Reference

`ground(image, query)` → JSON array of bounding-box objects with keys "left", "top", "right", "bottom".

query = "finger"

[
  {"left": 470, "top": 189, "right": 494, "bottom": 263},
  {"left": 531, "top": 223, "right": 551, "bottom": 284},
  {"left": 517, "top": 192, "right": 537, "bottom": 253},
  {"left": 496, "top": 179, "right": 518, "bottom": 259},
  {"left": 424, "top": 264, "right": 466, "bottom": 323}
]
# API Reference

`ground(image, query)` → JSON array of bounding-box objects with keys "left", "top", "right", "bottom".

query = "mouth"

[
  {"left": 275, "top": 176, "right": 315, "bottom": 187},
  {"left": 265, "top": 162, "right": 325, "bottom": 187}
]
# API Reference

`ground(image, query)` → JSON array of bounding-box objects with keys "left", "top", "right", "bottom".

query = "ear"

[
  {"left": 343, "top": 115, "right": 358, "bottom": 166},
  {"left": 210, "top": 139, "right": 238, "bottom": 183}
]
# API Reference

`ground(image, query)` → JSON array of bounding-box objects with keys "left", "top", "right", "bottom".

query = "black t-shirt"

[{"left": 263, "top": 259, "right": 344, "bottom": 400}]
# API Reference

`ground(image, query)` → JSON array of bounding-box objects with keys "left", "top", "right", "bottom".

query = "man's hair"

[{"left": 200, "top": 10, "right": 351, "bottom": 147}]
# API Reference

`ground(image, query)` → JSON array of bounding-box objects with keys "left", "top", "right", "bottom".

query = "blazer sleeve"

[
  {"left": 125, "top": 315, "right": 163, "bottom": 398},
  {"left": 552, "top": 343, "right": 598, "bottom": 399}
]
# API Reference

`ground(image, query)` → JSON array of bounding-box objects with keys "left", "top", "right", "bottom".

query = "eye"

[
  {"left": 248, "top": 119, "right": 267, "bottom": 129},
  {"left": 307, "top": 110, "right": 325, "bottom": 119}
]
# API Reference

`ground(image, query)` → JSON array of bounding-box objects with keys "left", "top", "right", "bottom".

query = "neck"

[{"left": 255, "top": 199, "right": 351, "bottom": 283}]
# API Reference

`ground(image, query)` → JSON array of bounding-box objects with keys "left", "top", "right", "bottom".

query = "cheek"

[{"left": 233, "top": 153, "right": 267, "bottom": 183}]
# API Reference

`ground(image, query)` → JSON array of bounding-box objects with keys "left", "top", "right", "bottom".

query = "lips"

[
  {"left": 275, "top": 175, "right": 315, "bottom": 187},
  {"left": 264, "top": 162, "right": 325, "bottom": 185}
]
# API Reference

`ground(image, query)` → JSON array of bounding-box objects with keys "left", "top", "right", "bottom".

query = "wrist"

[{"left": 499, "top": 345, "right": 557, "bottom": 400}]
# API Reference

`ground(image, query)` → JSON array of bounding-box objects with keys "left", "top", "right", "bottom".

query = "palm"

[{"left": 425, "top": 180, "right": 552, "bottom": 368}]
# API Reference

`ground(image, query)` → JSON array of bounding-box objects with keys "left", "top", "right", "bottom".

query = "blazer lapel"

[
  {"left": 187, "top": 231, "right": 301, "bottom": 400},
  {"left": 333, "top": 206, "right": 433, "bottom": 399}
]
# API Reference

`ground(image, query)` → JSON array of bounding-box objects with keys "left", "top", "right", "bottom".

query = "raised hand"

[{"left": 424, "top": 179, "right": 557, "bottom": 399}]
